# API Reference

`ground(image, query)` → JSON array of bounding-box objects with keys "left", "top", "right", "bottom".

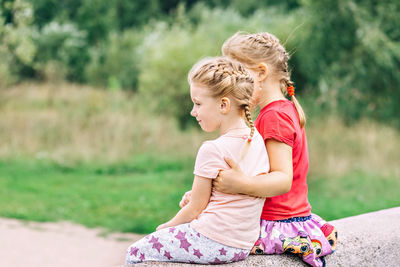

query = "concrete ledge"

[{"left": 134, "top": 207, "right": 400, "bottom": 267}]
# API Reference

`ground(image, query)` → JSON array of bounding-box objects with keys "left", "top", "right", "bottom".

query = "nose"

[{"left": 190, "top": 107, "right": 196, "bottom": 117}]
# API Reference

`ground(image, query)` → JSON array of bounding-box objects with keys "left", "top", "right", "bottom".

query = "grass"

[
  {"left": 0, "top": 155, "right": 194, "bottom": 233},
  {"left": 1, "top": 157, "right": 399, "bottom": 234},
  {"left": 309, "top": 170, "right": 400, "bottom": 220},
  {"left": 0, "top": 82, "right": 399, "bottom": 234}
]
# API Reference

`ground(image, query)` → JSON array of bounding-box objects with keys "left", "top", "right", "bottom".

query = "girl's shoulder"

[
  {"left": 255, "top": 100, "right": 299, "bottom": 146},
  {"left": 257, "top": 100, "right": 297, "bottom": 127}
]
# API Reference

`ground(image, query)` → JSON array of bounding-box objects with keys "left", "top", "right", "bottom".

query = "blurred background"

[{"left": 0, "top": 0, "right": 399, "bottom": 234}]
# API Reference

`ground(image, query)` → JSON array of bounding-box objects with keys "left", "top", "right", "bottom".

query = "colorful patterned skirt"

[{"left": 250, "top": 213, "right": 338, "bottom": 267}]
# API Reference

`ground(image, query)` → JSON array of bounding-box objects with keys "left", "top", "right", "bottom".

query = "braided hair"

[
  {"left": 188, "top": 57, "right": 256, "bottom": 160},
  {"left": 222, "top": 32, "right": 306, "bottom": 127}
]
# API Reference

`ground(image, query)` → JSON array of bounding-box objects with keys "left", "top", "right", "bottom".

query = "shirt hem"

[
  {"left": 263, "top": 131, "right": 294, "bottom": 147},
  {"left": 260, "top": 210, "right": 312, "bottom": 221},
  {"left": 190, "top": 223, "right": 255, "bottom": 250}
]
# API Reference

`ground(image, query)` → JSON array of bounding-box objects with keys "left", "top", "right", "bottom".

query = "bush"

[
  {"left": 137, "top": 4, "right": 298, "bottom": 128},
  {"left": 85, "top": 29, "right": 145, "bottom": 90},
  {"left": 298, "top": 0, "right": 400, "bottom": 127},
  {"left": 33, "top": 21, "right": 89, "bottom": 82},
  {"left": 0, "top": 0, "right": 36, "bottom": 87}
]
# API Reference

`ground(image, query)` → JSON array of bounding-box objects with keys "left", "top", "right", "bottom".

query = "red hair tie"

[{"left": 287, "top": 85, "right": 295, "bottom": 97}]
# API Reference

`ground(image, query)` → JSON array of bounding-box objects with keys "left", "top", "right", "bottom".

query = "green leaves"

[{"left": 299, "top": 0, "right": 400, "bottom": 127}]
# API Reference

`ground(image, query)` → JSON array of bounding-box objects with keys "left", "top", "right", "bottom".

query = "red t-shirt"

[{"left": 255, "top": 99, "right": 311, "bottom": 220}]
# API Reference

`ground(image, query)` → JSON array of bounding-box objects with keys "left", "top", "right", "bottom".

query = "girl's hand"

[
  {"left": 213, "top": 157, "right": 248, "bottom": 194},
  {"left": 156, "top": 222, "right": 170, "bottom": 231},
  {"left": 179, "top": 190, "right": 192, "bottom": 208}
]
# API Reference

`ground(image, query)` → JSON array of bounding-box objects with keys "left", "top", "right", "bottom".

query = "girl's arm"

[
  {"left": 213, "top": 139, "right": 293, "bottom": 198},
  {"left": 156, "top": 175, "right": 211, "bottom": 230}
]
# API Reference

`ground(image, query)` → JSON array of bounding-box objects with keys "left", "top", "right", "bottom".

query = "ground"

[
  {"left": 1, "top": 207, "right": 399, "bottom": 267},
  {"left": 0, "top": 218, "right": 143, "bottom": 267}
]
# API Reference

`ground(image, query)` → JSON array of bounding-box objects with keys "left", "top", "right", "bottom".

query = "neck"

[
  {"left": 219, "top": 116, "right": 248, "bottom": 136},
  {"left": 257, "top": 78, "right": 286, "bottom": 110}
]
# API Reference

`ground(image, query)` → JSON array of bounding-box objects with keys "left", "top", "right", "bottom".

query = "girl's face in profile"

[{"left": 190, "top": 83, "right": 222, "bottom": 132}]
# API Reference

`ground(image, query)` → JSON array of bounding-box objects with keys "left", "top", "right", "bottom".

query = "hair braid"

[
  {"left": 222, "top": 31, "right": 307, "bottom": 128},
  {"left": 188, "top": 57, "right": 256, "bottom": 162},
  {"left": 244, "top": 105, "right": 255, "bottom": 140}
]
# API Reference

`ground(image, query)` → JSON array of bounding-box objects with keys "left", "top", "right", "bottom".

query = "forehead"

[{"left": 190, "top": 83, "right": 212, "bottom": 98}]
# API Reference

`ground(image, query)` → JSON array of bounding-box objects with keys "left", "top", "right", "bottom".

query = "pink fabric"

[
  {"left": 190, "top": 128, "right": 269, "bottom": 250},
  {"left": 255, "top": 100, "right": 311, "bottom": 221},
  {"left": 125, "top": 223, "right": 250, "bottom": 265},
  {"left": 258, "top": 214, "right": 333, "bottom": 267}
]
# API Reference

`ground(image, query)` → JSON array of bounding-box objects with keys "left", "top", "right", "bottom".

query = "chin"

[{"left": 201, "top": 126, "right": 215, "bottom": 133}]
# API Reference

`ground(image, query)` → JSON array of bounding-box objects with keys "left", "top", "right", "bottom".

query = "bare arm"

[
  {"left": 156, "top": 175, "right": 211, "bottom": 230},
  {"left": 179, "top": 190, "right": 192, "bottom": 208},
  {"left": 213, "top": 139, "right": 293, "bottom": 198}
]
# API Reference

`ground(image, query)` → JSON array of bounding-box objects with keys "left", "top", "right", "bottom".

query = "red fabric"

[
  {"left": 255, "top": 99, "right": 311, "bottom": 220},
  {"left": 320, "top": 223, "right": 335, "bottom": 237}
]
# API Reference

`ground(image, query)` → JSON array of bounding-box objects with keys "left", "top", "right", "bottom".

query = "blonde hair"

[
  {"left": 222, "top": 32, "right": 306, "bottom": 127},
  {"left": 188, "top": 56, "right": 255, "bottom": 160}
]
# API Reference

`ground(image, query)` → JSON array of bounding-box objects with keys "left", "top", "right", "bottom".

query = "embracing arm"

[
  {"left": 213, "top": 139, "right": 293, "bottom": 198},
  {"left": 156, "top": 175, "right": 211, "bottom": 230}
]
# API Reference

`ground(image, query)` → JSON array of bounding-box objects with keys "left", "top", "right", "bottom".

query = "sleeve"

[
  {"left": 193, "top": 142, "right": 227, "bottom": 179},
  {"left": 257, "top": 110, "right": 296, "bottom": 147}
]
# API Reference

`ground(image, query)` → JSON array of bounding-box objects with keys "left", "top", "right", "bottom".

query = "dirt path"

[{"left": 0, "top": 217, "right": 144, "bottom": 267}]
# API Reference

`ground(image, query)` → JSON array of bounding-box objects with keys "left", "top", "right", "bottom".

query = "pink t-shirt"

[{"left": 190, "top": 128, "right": 269, "bottom": 250}]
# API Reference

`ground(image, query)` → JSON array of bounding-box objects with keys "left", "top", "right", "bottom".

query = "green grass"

[
  {"left": 1, "top": 156, "right": 399, "bottom": 234},
  {"left": 309, "top": 171, "right": 400, "bottom": 220},
  {"left": 0, "top": 155, "right": 194, "bottom": 234}
]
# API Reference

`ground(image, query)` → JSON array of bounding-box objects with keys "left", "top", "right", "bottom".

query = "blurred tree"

[
  {"left": 0, "top": 0, "right": 37, "bottom": 87},
  {"left": 204, "top": 0, "right": 300, "bottom": 16},
  {"left": 85, "top": 29, "right": 144, "bottom": 90},
  {"left": 299, "top": 0, "right": 400, "bottom": 126},
  {"left": 137, "top": 4, "right": 293, "bottom": 128},
  {"left": 0, "top": 0, "right": 14, "bottom": 23},
  {"left": 33, "top": 21, "right": 89, "bottom": 81},
  {"left": 75, "top": 0, "right": 115, "bottom": 43},
  {"left": 115, "top": 0, "right": 160, "bottom": 30}
]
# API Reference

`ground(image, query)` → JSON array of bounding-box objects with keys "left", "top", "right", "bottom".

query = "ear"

[
  {"left": 256, "top": 63, "right": 268, "bottom": 82},
  {"left": 220, "top": 97, "right": 231, "bottom": 114}
]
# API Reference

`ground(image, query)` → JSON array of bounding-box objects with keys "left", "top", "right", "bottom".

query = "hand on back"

[{"left": 179, "top": 190, "right": 192, "bottom": 208}]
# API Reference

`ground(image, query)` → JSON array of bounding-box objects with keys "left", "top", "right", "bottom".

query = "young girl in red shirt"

[{"left": 181, "top": 32, "right": 337, "bottom": 267}]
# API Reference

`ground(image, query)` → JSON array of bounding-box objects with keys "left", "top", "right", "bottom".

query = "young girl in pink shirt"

[
  {"left": 181, "top": 32, "right": 338, "bottom": 267},
  {"left": 125, "top": 57, "right": 270, "bottom": 264}
]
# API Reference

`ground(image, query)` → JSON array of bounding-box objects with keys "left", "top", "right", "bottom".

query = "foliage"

[
  {"left": 85, "top": 29, "right": 144, "bottom": 90},
  {"left": 1, "top": 0, "right": 400, "bottom": 125},
  {"left": 0, "top": 0, "right": 36, "bottom": 87},
  {"left": 138, "top": 4, "right": 295, "bottom": 127},
  {"left": 33, "top": 21, "right": 88, "bottom": 81},
  {"left": 299, "top": 0, "right": 400, "bottom": 127}
]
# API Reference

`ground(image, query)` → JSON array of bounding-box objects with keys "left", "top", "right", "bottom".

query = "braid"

[
  {"left": 188, "top": 56, "right": 256, "bottom": 162},
  {"left": 244, "top": 105, "right": 255, "bottom": 140},
  {"left": 189, "top": 57, "right": 254, "bottom": 100},
  {"left": 223, "top": 31, "right": 307, "bottom": 128}
]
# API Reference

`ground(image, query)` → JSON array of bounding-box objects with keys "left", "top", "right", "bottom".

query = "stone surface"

[
  {"left": 0, "top": 207, "right": 399, "bottom": 267},
  {"left": 132, "top": 207, "right": 400, "bottom": 267}
]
